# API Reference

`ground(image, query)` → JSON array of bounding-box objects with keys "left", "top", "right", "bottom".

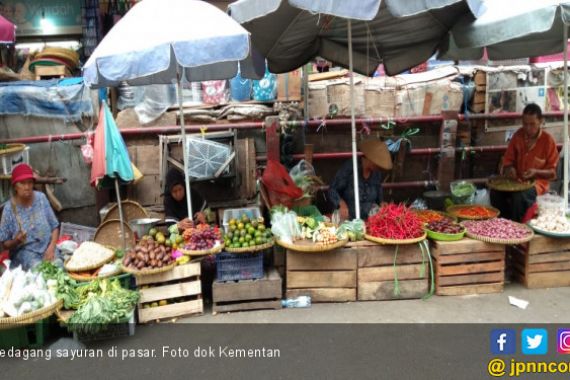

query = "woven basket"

[
  {"left": 276, "top": 238, "right": 348, "bottom": 253},
  {"left": 463, "top": 223, "right": 534, "bottom": 245},
  {"left": 225, "top": 239, "right": 275, "bottom": 253},
  {"left": 64, "top": 244, "right": 115, "bottom": 272},
  {"left": 103, "top": 200, "right": 149, "bottom": 223},
  {"left": 67, "top": 267, "right": 123, "bottom": 282},
  {"left": 121, "top": 261, "right": 176, "bottom": 276},
  {"left": 364, "top": 233, "right": 427, "bottom": 245},
  {"left": 94, "top": 219, "right": 136, "bottom": 249},
  {"left": 0, "top": 299, "right": 63, "bottom": 330},
  {"left": 179, "top": 243, "right": 224, "bottom": 257},
  {"left": 55, "top": 309, "right": 74, "bottom": 324},
  {"left": 487, "top": 177, "right": 535, "bottom": 192},
  {"left": 0, "top": 143, "right": 25, "bottom": 156},
  {"left": 446, "top": 205, "right": 500, "bottom": 220}
]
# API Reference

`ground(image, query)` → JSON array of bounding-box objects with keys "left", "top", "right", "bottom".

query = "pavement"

[{"left": 182, "top": 283, "right": 570, "bottom": 323}]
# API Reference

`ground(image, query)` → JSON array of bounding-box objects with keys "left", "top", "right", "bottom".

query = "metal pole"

[
  {"left": 562, "top": 24, "right": 568, "bottom": 212},
  {"left": 348, "top": 19, "right": 361, "bottom": 220},
  {"left": 176, "top": 67, "right": 193, "bottom": 219},
  {"left": 114, "top": 178, "right": 126, "bottom": 250}
]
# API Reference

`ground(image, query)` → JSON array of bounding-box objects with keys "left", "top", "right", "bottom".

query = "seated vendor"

[
  {"left": 163, "top": 168, "right": 207, "bottom": 230},
  {"left": 329, "top": 139, "right": 392, "bottom": 220},
  {"left": 490, "top": 103, "right": 559, "bottom": 222},
  {"left": 0, "top": 164, "right": 60, "bottom": 271}
]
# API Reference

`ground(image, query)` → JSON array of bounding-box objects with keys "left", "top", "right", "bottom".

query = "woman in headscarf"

[
  {"left": 163, "top": 168, "right": 207, "bottom": 230},
  {"left": 0, "top": 164, "right": 60, "bottom": 270}
]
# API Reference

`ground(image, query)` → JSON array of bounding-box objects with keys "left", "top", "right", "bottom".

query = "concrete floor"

[{"left": 182, "top": 283, "right": 570, "bottom": 323}]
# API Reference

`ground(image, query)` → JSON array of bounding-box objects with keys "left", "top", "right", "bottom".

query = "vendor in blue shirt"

[{"left": 329, "top": 140, "right": 392, "bottom": 220}]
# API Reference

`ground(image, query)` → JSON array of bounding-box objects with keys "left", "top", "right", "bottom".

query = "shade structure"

[
  {"left": 0, "top": 14, "right": 15, "bottom": 44},
  {"left": 228, "top": 0, "right": 482, "bottom": 76},
  {"left": 83, "top": 0, "right": 264, "bottom": 219},
  {"left": 83, "top": 0, "right": 264, "bottom": 88},
  {"left": 438, "top": 0, "right": 570, "bottom": 209},
  {"left": 229, "top": 0, "right": 481, "bottom": 219}
]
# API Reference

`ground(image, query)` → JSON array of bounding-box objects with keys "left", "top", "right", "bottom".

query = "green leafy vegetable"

[{"left": 34, "top": 262, "right": 80, "bottom": 309}]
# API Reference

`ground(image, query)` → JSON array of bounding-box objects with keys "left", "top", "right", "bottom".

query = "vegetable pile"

[
  {"left": 337, "top": 219, "right": 365, "bottom": 242},
  {"left": 462, "top": 218, "right": 531, "bottom": 239},
  {"left": 123, "top": 236, "right": 174, "bottom": 271},
  {"left": 426, "top": 219, "right": 464, "bottom": 235},
  {"left": 183, "top": 223, "right": 222, "bottom": 251},
  {"left": 367, "top": 204, "right": 424, "bottom": 240},
  {"left": 65, "top": 242, "right": 115, "bottom": 272},
  {"left": 529, "top": 215, "right": 570, "bottom": 234},
  {"left": 224, "top": 214, "right": 272, "bottom": 249},
  {"left": 452, "top": 205, "right": 498, "bottom": 219},
  {"left": 67, "top": 279, "right": 139, "bottom": 335},
  {"left": 35, "top": 262, "right": 80, "bottom": 309},
  {"left": 414, "top": 210, "right": 451, "bottom": 224},
  {"left": 0, "top": 265, "right": 58, "bottom": 318}
]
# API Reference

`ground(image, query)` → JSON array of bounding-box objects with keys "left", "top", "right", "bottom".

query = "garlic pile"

[{"left": 529, "top": 214, "right": 570, "bottom": 234}]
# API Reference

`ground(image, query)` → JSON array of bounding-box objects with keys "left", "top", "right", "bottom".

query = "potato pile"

[{"left": 123, "top": 237, "right": 174, "bottom": 270}]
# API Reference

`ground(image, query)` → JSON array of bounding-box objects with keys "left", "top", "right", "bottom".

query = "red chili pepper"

[{"left": 367, "top": 203, "right": 423, "bottom": 239}]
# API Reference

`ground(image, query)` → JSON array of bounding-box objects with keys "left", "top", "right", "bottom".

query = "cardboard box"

[{"left": 277, "top": 69, "right": 302, "bottom": 101}]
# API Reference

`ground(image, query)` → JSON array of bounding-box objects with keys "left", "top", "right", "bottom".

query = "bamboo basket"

[
  {"left": 121, "top": 261, "right": 176, "bottom": 276},
  {"left": 463, "top": 222, "right": 534, "bottom": 245},
  {"left": 103, "top": 200, "right": 149, "bottom": 223},
  {"left": 276, "top": 238, "right": 348, "bottom": 253},
  {"left": 94, "top": 219, "right": 136, "bottom": 249},
  {"left": 0, "top": 143, "right": 25, "bottom": 156},
  {"left": 0, "top": 299, "right": 63, "bottom": 330},
  {"left": 179, "top": 243, "right": 224, "bottom": 257},
  {"left": 446, "top": 205, "right": 500, "bottom": 220},
  {"left": 364, "top": 233, "right": 427, "bottom": 245},
  {"left": 225, "top": 239, "right": 274, "bottom": 253}
]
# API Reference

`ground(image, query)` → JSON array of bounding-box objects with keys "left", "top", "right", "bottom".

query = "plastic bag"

[
  {"left": 474, "top": 189, "right": 491, "bottom": 206},
  {"left": 202, "top": 80, "right": 229, "bottom": 105},
  {"left": 134, "top": 84, "right": 176, "bottom": 124},
  {"left": 253, "top": 68, "right": 277, "bottom": 101},
  {"left": 337, "top": 219, "right": 366, "bottom": 241},
  {"left": 230, "top": 73, "right": 252, "bottom": 102},
  {"left": 270, "top": 210, "right": 302, "bottom": 243}
]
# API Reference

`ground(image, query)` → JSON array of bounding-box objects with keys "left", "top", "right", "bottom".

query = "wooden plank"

[
  {"left": 358, "top": 264, "right": 425, "bottom": 282},
  {"left": 287, "top": 250, "right": 357, "bottom": 271},
  {"left": 135, "top": 263, "right": 201, "bottom": 286},
  {"left": 285, "top": 288, "right": 356, "bottom": 303},
  {"left": 528, "top": 261, "right": 570, "bottom": 273},
  {"left": 436, "top": 272, "right": 504, "bottom": 286},
  {"left": 528, "top": 251, "right": 570, "bottom": 264},
  {"left": 140, "top": 281, "right": 201, "bottom": 303},
  {"left": 357, "top": 245, "right": 423, "bottom": 267},
  {"left": 213, "top": 270, "right": 282, "bottom": 302},
  {"left": 437, "top": 260, "right": 504, "bottom": 276},
  {"left": 358, "top": 280, "right": 428, "bottom": 301},
  {"left": 137, "top": 299, "right": 203, "bottom": 323},
  {"left": 436, "top": 283, "right": 503, "bottom": 296},
  {"left": 286, "top": 271, "right": 356, "bottom": 288},
  {"left": 431, "top": 239, "right": 503, "bottom": 256},
  {"left": 528, "top": 235, "right": 570, "bottom": 254},
  {"left": 213, "top": 300, "right": 282, "bottom": 313},
  {"left": 434, "top": 251, "right": 504, "bottom": 265},
  {"left": 524, "top": 271, "right": 570, "bottom": 289},
  {"left": 345, "top": 241, "right": 378, "bottom": 248},
  {"left": 308, "top": 69, "right": 349, "bottom": 82}
]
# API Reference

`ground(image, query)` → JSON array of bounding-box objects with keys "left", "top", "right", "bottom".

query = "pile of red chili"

[
  {"left": 414, "top": 210, "right": 447, "bottom": 224},
  {"left": 367, "top": 203, "right": 424, "bottom": 239},
  {"left": 454, "top": 205, "right": 497, "bottom": 219}
]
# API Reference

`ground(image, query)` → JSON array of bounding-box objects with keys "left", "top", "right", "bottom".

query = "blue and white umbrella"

[{"left": 83, "top": 0, "right": 264, "bottom": 217}]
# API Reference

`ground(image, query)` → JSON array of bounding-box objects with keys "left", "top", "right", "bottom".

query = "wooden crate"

[
  {"left": 509, "top": 235, "right": 570, "bottom": 289},
  {"left": 136, "top": 262, "right": 203, "bottom": 323},
  {"left": 431, "top": 239, "right": 505, "bottom": 296},
  {"left": 357, "top": 241, "right": 429, "bottom": 301},
  {"left": 285, "top": 248, "right": 357, "bottom": 303},
  {"left": 212, "top": 269, "right": 282, "bottom": 314}
]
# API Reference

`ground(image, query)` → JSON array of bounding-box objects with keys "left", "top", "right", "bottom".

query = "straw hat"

[{"left": 359, "top": 139, "right": 393, "bottom": 170}]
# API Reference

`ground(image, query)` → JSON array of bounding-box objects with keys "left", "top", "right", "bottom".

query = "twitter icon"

[{"left": 522, "top": 329, "right": 548, "bottom": 355}]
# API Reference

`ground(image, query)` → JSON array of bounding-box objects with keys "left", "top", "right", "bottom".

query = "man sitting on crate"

[{"left": 491, "top": 104, "right": 559, "bottom": 222}]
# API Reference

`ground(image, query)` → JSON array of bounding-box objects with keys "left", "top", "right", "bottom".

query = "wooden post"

[
  {"left": 437, "top": 111, "right": 458, "bottom": 191},
  {"left": 304, "top": 144, "right": 314, "bottom": 164},
  {"left": 264, "top": 116, "right": 280, "bottom": 162}
]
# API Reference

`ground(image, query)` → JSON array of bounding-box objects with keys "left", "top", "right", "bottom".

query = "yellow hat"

[{"left": 359, "top": 139, "right": 393, "bottom": 170}]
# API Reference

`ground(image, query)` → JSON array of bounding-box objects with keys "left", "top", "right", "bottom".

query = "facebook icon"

[{"left": 491, "top": 329, "right": 516, "bottom": 355}]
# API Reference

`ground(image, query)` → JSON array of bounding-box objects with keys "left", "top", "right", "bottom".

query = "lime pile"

[{"left": 224, "top": 214, "right": 272, "bottom": 249}]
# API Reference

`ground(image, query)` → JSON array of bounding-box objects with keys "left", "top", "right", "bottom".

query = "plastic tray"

[
  {"left": 216, "top": 252, "right": 264, "bottom": 281},
  {"left": 60, "top": 222, "right": 97, "bottom": 244}
]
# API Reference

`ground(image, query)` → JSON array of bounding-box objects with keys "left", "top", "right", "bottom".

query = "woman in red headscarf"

[{"left": 0, "top": 164, "right": 60, "bottom": 270}]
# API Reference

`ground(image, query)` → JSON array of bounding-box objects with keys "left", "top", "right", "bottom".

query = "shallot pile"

[
  {"left": 462, "top": 218, "right": 531, "bottom": 239},
  {"left": 426, "top": 219, "right": 464, "bottom": 235}
]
